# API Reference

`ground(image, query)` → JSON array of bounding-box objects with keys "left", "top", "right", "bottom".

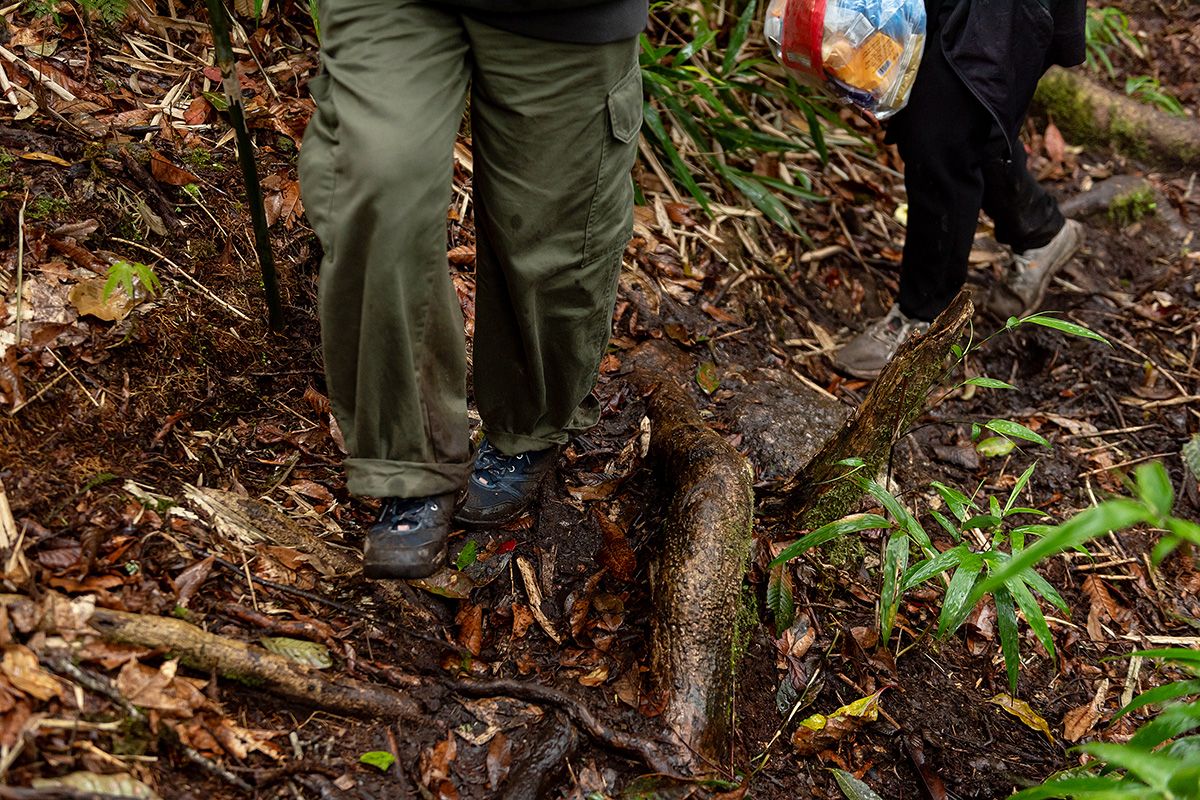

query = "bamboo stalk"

[{"left": 205, "top": 0, "right": 284, "bottom": 333}]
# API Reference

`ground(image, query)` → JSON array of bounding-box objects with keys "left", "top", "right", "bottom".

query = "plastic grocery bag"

[{"left": 765, "top": 0, "right": 926, "bottom": 121}]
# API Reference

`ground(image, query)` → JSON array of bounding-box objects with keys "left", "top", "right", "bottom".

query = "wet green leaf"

[
  {"left": 359, "top": 751, "right": 394, "bottom": 772},
  {"left": 456, "top": 540, "right": 478, "bottom": 571},
  {"left": 720, "top": 0, "right": 757, "bottom": 75},
  {"left": 937, "top": 551, "right": 983, "bottom": 638},
  {"left": 1135, "top": 462, "right": 1173, "bottom": 519},
  {"left": 994, "top": 585, "right": 1020, "bottom": 693},
  {"left": 769, "top": 513, "right": 891, "bottom": 567},
  {"left": 767, "top": 563, "right": 795, "bottom": 634},
  {"left": 1020, "top": 314, "right": 1111, "bottom": 344},
  {"left": 830, "top": 768, "right": 884, "bottom": 800},
  {"left": 985, "top": 420, "right": 1050, "bottom": 448},
  {"left": 963, "top": 377, "right": 1016, "bottom": 390}
]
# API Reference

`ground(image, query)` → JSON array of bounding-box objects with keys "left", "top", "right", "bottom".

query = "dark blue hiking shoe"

[
  {"left": 454, "top": 439, "right": 558, "bottom": 529},
  {"left": 362, "top": 493, "right": 455, "bottom": 579}
]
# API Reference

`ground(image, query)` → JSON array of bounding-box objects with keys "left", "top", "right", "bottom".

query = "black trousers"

[{"left": 886, "top": 7, "right": 1064, "bottom": 322}]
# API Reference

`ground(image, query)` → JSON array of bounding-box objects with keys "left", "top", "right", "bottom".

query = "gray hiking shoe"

[
  {"left": 988, "top": 219, "right": 1083, "bottom": 319},
  {"left": 833, "top": 303, "right": 930, "bottom": 380}
]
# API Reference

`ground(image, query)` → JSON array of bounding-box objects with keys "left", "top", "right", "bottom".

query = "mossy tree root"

[
  {"left": 1034, "top": 66, "right": 1200, "bottom": 167},
  {"left": 780, "top": 292, "right": 973, "bottom": 528},
  {"left": 629, "top": 342, "right": 755, "bottom": 773}
]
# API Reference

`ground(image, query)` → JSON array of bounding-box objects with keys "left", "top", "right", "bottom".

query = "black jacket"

[{"left": 939, "top": 0, "right": 1086, "bottom": 152}]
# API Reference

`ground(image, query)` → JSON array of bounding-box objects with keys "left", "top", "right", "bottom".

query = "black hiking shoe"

[
  {"left": 362, "top": 493, "right": 455, "bottom": 579},
  {"left": 454, "top": 439, "right": 558, "bottom": 529}
]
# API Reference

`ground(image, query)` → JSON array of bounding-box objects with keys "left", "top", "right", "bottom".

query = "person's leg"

[
  {"left": 834, "top": 14, "right": 993, "bottom": 379},
  {"left": 298, "top": 0, "right": 474, "bottom": 501},
  {"left": 891, "top": 25, "right": 995, "bottom": 322},
  {"left": 464, "top": 26, "right": 641, "bottom": 454},
  {"left": 983, "top": 142, "right": 1081, "bottom": 318},
  {"left": 981, "top": 140, "right": 1064, "bottom": 253}
]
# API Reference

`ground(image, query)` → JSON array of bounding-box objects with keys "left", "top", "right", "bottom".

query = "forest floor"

[{"left": 0, "top": 1, "right": 1198, "bottom": 799}]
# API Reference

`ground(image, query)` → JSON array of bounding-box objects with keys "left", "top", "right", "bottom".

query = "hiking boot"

[
  {"left": 362, "top": 493, "right": 455, "bottom": 579},
  {"left": 454, "top": 439, "right": 558, "bottom": 529},
  {"left": 988, "top": 219, "right": 1083, "bottom": 319},
  {"left": 832, "top": 303, "right": 930, "bottom": 380}
]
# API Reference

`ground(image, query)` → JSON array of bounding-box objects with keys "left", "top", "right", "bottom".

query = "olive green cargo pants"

[{"left": 298, "top": 0, "right": 641, "bottom": 499}]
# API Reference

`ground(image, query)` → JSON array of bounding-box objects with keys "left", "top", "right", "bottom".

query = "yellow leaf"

[
  {"left": 988, "top": 693, "right": 1055, "bottom": 743},
  {"left": 21, "top": 152, "right": 71, "bottom": 166}
]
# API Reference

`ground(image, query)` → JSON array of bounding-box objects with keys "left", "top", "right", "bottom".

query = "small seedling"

[{"left": 102, "top": 259, "right": 161, "bottom": 302}]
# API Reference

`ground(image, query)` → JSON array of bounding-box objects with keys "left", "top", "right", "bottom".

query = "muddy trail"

[{"left": 0, "top": 1, "right": 1199, "bottom": 799}]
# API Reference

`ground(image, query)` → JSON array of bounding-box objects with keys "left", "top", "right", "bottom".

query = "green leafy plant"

[
  {"left": 24, "top": 0, "right": 125, "bottom": 25},
  {"left": 639, "top": 0, "right": 841, "bottom": 236},
  {"left": 1084, "top": 8, "right": 1133, "bottom": 79},
  {"left": 1004, "top": 469, "right": 1200, "bottom": 800},
  {"left": 768, "top": 314, "right": 1117, "bottom": 690},
  {"left": 102, "top": 259, "right": 161, "bottom": 302},
  {"left": 1124, "top": 75, "right": 1186, "bottom": 119}
]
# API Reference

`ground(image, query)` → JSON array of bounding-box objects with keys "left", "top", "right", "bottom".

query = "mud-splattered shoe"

[
  {"left": 832, "top": 303, "right": 930, "bottom": 380},
  {"left": 989, "top": 219, "right": 1083, "bottom": 319},
  {"left": 362, "top": 493, "right": 455, "bottom": 579},
  {"left": 454, "top": 439, "right": 558, "bottom": 529}
]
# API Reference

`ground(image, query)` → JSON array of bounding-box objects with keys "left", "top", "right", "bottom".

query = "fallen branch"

[
  {"left": 0, "top": 593, "right": 422, "bottom": 721},
  {"left": 780, "top": 291, "right": 973, "bottom": 526}
]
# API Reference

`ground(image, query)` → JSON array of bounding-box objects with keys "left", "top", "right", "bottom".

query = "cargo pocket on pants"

[{"left": 581, "top": 62, "right": 641, "bottom": 264}]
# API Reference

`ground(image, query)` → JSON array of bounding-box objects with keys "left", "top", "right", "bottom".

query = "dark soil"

[{"left": 0, "top": 2, "right": 1198, "bottom": 799}]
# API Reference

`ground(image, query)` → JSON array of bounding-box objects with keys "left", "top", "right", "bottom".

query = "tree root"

[
  {"left": 626, "top": 340, "right": 756, "bottom": 773},
  {"left": 1034, "top": 66, "right": 1200, "bottom": 167},
  {"left": 498, "top": 711, "right": 578, "bottom": 800},
  {"left": 447, "top": 677, "right": 681, "bottom": 778},
  {"left": 781, "top": 292, "right": 973, "bottom": 526}
]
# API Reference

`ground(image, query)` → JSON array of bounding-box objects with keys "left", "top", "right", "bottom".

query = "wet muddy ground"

[{"left": 0, "top": 1, "right": 1198, "bottom": 798}]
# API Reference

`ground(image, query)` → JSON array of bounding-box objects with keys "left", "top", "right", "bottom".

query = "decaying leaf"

[
  {"left": 594, "top": 509, "right": 637, "bottom": 582},
  {"left": 68, "top": 278, "right": 143, "bottom": 322},
  {"left": 792, "top": 687, "right": 892, "bottom": 756},
  {"left": 259, "top": 637, "right": 333, "bottom": 669},
  {"left": 486, "top": 732, "right": 511, "bottom": 790},
  {"left": 149, "top": 150, "right": 200, "bottom": 186},
  {"left": 1063, "top": 678, "right": 1109, "bottom": 742},
  {"left": 171, "top": 555, "right": 215, "bottom": 608},
  {"left": 116, "top": 659, "right": 208, "bottom": 718},
  {"left": 409, "top": 567, "right": 476, "bottom": 600},
  {"left": 32, "top": 772, "right": 159, "bottom": 799},
  {"left": 1, "top": 645, "right": 63, "bottom": 701},
  {"left": 988, "top": 693, "right": 1054, "bottom": 743}
]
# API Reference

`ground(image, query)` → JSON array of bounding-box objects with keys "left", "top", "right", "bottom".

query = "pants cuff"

[
  {"left": 345, "top": 456, "right": 473, "bottom": 499},
  {"left": 483, "top": 430, "right": 568, "bottom": 455}
]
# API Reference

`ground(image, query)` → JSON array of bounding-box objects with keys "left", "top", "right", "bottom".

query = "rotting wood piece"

[
  {"left": 0, "top": 593, "right": 422, "bottom": 721},
  {"left": 781, "top": 291, "right": 973, "bottom": 527},
  {"left": 627, "top": 341, "right": 755, "bottom": 774}
]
